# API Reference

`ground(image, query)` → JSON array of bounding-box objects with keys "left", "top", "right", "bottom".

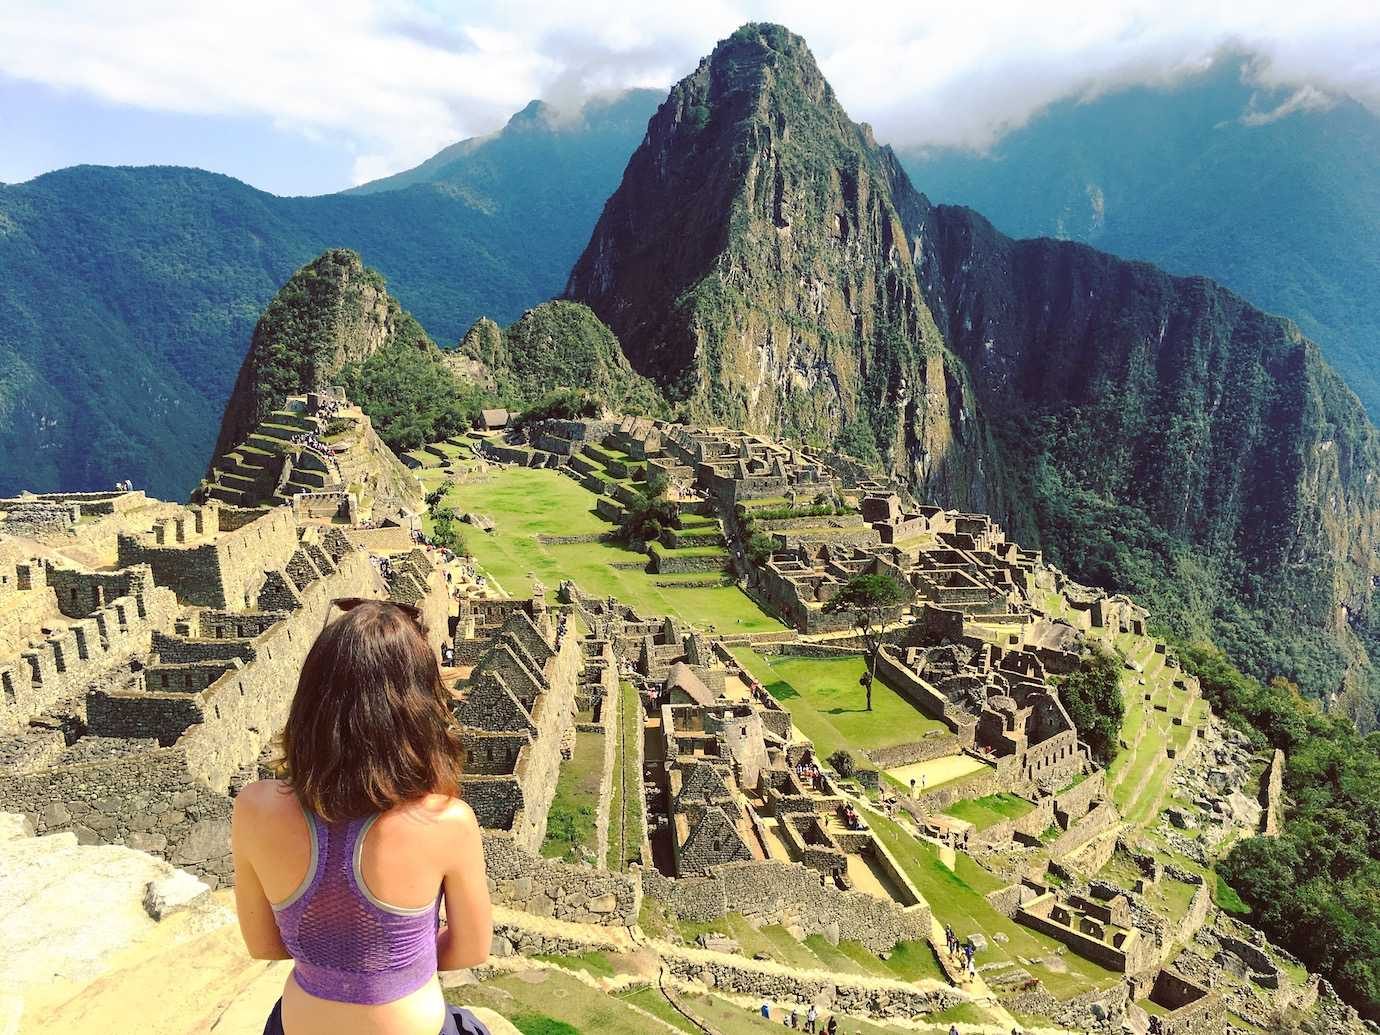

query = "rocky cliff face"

[
  {"left": 210, "top": 249, "right": 432, "bottom": 466},
  {"left": 565, "top": 23, "right": 1007, "bottom": 516},
  {"left": 566, "top": 23, "right": 1380, "bottom": 721},
  {"left": 910, "top": 201, "right": 1380, "bottom": 720}
]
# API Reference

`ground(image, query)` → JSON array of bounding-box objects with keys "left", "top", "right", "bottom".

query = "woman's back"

[
  {"left": 270, "top": 798, "right": 443, "bottom": 1005},
  {"left": 230, "top": 599, "right": 492, "bottom": 1035},
  {"left": 236, "top": 783, "right": 489, "bottom": 1035}
]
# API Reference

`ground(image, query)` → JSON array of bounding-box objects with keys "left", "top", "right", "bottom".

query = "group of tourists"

[
  {"left": 794, "top": 758, "right": 824, "bottom": 791},
  {"left": 762, "top": 1000, "right": 835, "bottom": 1033},
  {"left": 839, "top": 801, "right": 864, "bottom": 830},
  {"left": 290, "top": 430, "right": 337, "bottom": 457},
  {"left": 944, "top": 924, "right": 979, "bottom": 979}
]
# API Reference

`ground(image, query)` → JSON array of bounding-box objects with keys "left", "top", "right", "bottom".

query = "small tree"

[
  {"left": 1057, "top": 644, "right": 1124, "bottom": 765},
  {"left": 745, "top": 531, "right": 776, "bottom": 567},
  {"left": 824, "top": 573, "right": 908, "bottom": 711},
  {"left": 828, "top": 749, "right": 856, "bottom": 778},
  {"left": 619, "top": 475, "right": 679, "bottom": 547}
]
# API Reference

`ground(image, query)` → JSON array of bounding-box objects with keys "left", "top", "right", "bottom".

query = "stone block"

[
  {"left": 170, "top": 818, "right": 230, "bottom": 866},
  {"left": 143, "top": 870, "right": 210, "bottom": 920},
  {"left": 588, "top": 893, "right": 618, "bottom": 914},
  {"left": 0, "top": 812, "right": 35, "bottom": 841},
  {"left": 126, "top": 831, "right": 168, "bottom": 854},
  {"left": 41, "top": 801, "right": 72, "bottom": 827}
]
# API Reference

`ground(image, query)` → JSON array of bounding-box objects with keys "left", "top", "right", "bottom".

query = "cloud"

[
  {"left": 1240, "top": 84, "right": 1336, "bottom": 126},
  {"left": 0, "top": 0, "right": 1377, "bottom": 185}
]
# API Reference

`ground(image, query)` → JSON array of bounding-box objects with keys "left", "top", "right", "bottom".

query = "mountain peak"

[{"left": 566, "top": 23, "right": 993, "bottom": 512}]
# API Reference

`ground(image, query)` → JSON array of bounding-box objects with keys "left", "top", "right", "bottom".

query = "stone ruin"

[{"left": 0, "top": 494, "right": 448, "bottom": 886}]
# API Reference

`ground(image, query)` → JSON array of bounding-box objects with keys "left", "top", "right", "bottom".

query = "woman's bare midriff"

[{"left": 281, "top": 968, "right": 447, "bottom": 1035}]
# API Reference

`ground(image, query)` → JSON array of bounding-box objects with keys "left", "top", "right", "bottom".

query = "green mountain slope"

[
  {"left": 912, "top": 202, "right": 1380, "bottom": 721},
  {"left": 456, "top": 301, "right": 665, "bottom": 415},
  {"left": 566, "top": 23, "right": 1008, "bottom": 517},
  {"left": 900, "top": 60, "right": 1380, "bottom": 415},
  {"left": 0, "top": 91, "right": 661, "bottom": 499},
  {"left": 565, "top": 23, "right": 1380, "bottom": 726}
]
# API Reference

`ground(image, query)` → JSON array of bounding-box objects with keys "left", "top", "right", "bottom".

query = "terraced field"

[
  {"left": 864, "top": 811, "right": 1123, "bottom": 1000},
  {"left": 729, "top": 648, "right": 949, "bottom": 759},
  {"left": 444, "top": 464, "right": 783, "bottom": 633},
  {"left": 1104, "top": 633, "right": 1207, "bottom": 828}
]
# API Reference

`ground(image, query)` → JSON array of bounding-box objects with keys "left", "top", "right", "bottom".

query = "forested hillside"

[{"left": 0, "top": 91, "right": 661, "bottom": 498}]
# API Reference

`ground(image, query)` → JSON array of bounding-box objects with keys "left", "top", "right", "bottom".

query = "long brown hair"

[{"left": 278, "top": 598, "right": 463, "bottom": 821}]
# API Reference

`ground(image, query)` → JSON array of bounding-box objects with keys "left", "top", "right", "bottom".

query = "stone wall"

[
  {"left": 1047, "top": 800, "right": 1121, "bottom": 862},
  {"left": 508, "top": 627, "right": 584, "bottom": 853},
  {"left": 0, "top": 582, "right": 179, "bottom": 735},
  {"left": 96, "top": 550, "right": 385, "bottom": 786},
  {"left": 874, "top": 646, "right": 974, "bottom": 735},
  {"left": 117, "top": 507, "right": 298, "bottom": 608},
  {"left": 659, "top": 950, "right": 965, "bottom": 1021},
  {"left": 0, "top": 744, "right": 237, "bottom": 885},
  {"left": 972, "top": 797, "right": 1056, "bottom": 849},
  {"left": 868, "top": 732, "right": 967, "bottom": 770},
  {"left": 642, "top": 858, "right": 931, "bottom": 954},
  {"left": 482, "top": 831, "right": 640, "bottom": 926}
]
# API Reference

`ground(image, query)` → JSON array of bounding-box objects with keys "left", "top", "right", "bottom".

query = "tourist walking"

[
  {"left": 805, "top": 1003, "right": 817, "bottom": 1032},
  {"left": 230, "top": 598, "right": 493, "bottom": 1035}
]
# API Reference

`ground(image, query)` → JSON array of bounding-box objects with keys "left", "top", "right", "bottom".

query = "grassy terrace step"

[
  {"left": 206, "top": 485, "right": 247, "bottom": 504},
  {"left": 444, "top": 465, "right": 785, "bottom": 633},
  {"left": 653, "top": 544, "right": 730, "bottom": 558},
  {"left": 256, "top": 421, "right": 303, "bottom": 439},
  {"left": 215, "top": 471, "right": 266, "bottom": 491},
  {"left": 245, "top": 433, "right": 290, "bottom": 455},
  {"left": 864, "top": 810, "right": 1122, "bottom": 998},
  {"left": 943, "top": 793, "right": 1035, "bottom": 831}
]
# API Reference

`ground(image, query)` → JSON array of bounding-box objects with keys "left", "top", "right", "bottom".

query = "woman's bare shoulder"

[
  {"left": 401, "top": 793, "right": 477, "bottom": 836},
  {"left": 232, "top": 779, "right": 297, "bottom": 818}
]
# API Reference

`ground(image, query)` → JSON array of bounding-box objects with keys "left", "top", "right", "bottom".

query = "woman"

[{"left": 231, "top": 598, "right": 493, "bottom": 1035}]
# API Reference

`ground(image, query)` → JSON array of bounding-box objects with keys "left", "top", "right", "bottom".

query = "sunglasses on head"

[{"left": 329, "top": 597, "right": 424, "bottom": 622}]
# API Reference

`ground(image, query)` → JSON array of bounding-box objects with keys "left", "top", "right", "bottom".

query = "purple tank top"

[{"left": 271, "top": 810, "right": 443, "bottom": 1005}]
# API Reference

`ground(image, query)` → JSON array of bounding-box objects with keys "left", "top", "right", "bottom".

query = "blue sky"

[{"left": 2, "top": 1, "right": 1378, "bottom": 197}]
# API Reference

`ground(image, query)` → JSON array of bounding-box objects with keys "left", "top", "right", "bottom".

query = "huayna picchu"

[
  {"left": 566, "top": 23, "right": 1380, "bottom": 733},
  {"left": 4, "top": 17, "right": 1380, "bottom": 1035}
]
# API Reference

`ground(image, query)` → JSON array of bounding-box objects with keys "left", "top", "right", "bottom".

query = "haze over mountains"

[
  {"left": 904, "top": 57, "right": 1380, "bottom": 417},
  {"left": 3, "top": 51, "right": 1377, "bottom": 502}
]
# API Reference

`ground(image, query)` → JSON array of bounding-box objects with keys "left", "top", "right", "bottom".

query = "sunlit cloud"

[{"left": 0, "top": 0, "right": 1377, "bottom": 186}]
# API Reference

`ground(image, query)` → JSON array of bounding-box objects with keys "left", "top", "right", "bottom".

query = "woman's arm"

[
  {"left": 436, "top": 799, "right": 493, "bottom": 971},
  {"left": 231, "top": 786, "right": 292, "bottom": 961}
]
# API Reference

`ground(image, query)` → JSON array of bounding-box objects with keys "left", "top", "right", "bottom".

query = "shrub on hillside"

[
  {"left": 828, "top": 749, "right": 856, "bottom": 778},
  {"left": 340, "top": 343, "right": 484, "bottom": 451},
  {"left": 515, "top": 388, "right": 602, "bottom": 427},
  {"left": 1056, "top": 645, "right": 1123, "bottom": 765}
]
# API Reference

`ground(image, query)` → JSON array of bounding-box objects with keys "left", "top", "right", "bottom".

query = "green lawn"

[
  {"left": 607, "top": 681, "right": 646, "bottom": 871},
  {"left": 864, "top": 810, "right": 1122, "bottom": 999},
  {"left": 447, "top": 969, "right": 656, "bottom": 1035},
  {"left": 541, "top": 730, "right": 605, "bottom": 861},
  {"left": 730, "top": 649, "right": 949, "bottom": 759},
  {"left": 446, "top": 466, "right": 782, "bottom": 633},
  {"left": 943, "top": 793, "right": 1035, "bottom": 831}
]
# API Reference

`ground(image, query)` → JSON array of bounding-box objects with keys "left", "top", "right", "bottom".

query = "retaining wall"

[{"left": 642, "top": 858, "right": 931, "bottom": 954}]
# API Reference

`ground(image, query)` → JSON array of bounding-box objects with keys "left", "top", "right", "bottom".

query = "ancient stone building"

[
  {"left": 454, "top": 606, "right": 584, "bottom": 853},
  {"left": 0, "top": 496, "right": 447, "bottom": 887}
]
